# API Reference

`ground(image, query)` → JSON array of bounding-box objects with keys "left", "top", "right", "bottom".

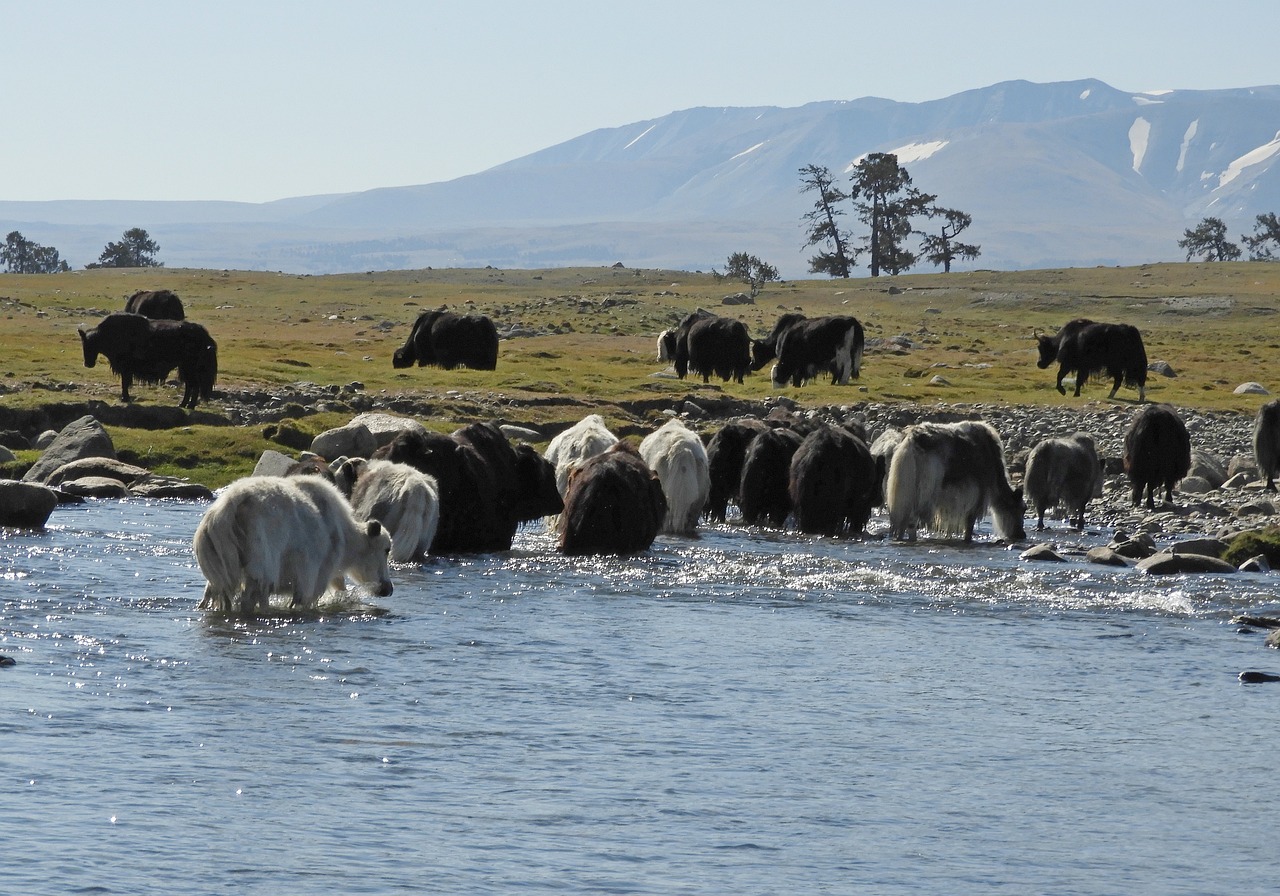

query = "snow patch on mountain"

[
  {"left": 1130, "top": 118, "right": 1151, "bottom": 172},
  {"left": 1177, "top": 120, "right": 1199, "bottom": 173},
  {"left": 1219, "top": 132, "right": 1280, "bottom": 188}
]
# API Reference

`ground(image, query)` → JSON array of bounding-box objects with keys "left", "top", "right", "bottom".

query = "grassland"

[{"left": 1, "top": 261, "right": 1277, "bottom": 487}]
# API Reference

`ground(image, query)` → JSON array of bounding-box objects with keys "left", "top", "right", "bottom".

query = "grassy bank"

[{"left": 1, "top": 261, "right": 1277, "bottom": 487}]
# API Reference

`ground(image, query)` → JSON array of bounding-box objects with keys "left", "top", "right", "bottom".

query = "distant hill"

[{"left": 5, "top": 78, "right": 1280, "bottom": 277}]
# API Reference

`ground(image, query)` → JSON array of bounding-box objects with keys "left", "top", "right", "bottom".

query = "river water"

[{"left": 3, "top": 497, "right": 1279, "bottom": 895}]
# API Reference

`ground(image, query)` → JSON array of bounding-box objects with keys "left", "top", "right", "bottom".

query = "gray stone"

[
  {"left": 1179, "top": 475, "right": 1214, "bottom": 495},
  {"left": 44, "top": 457, "right": 151, "bottom": 487},
  {"left": 1110, "top": 532, "right": 1157, "bottom": 558},
  {"left": 311, "top": 422, "right": 377, "bottom": 461},
  {"left": 0, "top": 480, "right": 60, "bottom": 528},
  {"left": 252, "top": 449, "right": 300, "bottom": 477},
  {"left": 128, "top": 477, "right": 214, "bottom": 500},
  {"left": 499, "top": 424, "right": 542, "bottom": 443},
  {"left": 1137, "top": 552, "right": 1238, "bottom": 575},
  {"left": 1222, "top": 471, "right": 1258, "bottom": 489},
  {"left": 1149, "top": 360, "right": 1177, "bottom": 377},
  {"left": 1020, "top": 543, "right": 1067, "bottom": 562},
  {"left": 0, "top": 445, "right": 13, "bottom": 463},
  {"left": 347, "top": 412, "right": 427, "bottom": 447},
  {"left": 1086, "top": 546, "right": 1132, "bottom": 566},
  {"left": 1239, "top": 554, "right": 1272, "bottom": 573},
  {"left": 58, "top": 477, "right": 130, "bottom": 499},
  {"left": 1170, "top": 537, "right": 1228, "bottom": 558},
  {"left": 1188, "top": 450, "right": 1228, "bottom": 488},
  {"left": 22, "top": 416, "right": 116, "bottom": 484},
  {"left": 1234, "top": 382, "right": 1270, "bottom": 395},
  {"left": 34, "top": 430, "right": 57, "bottom": 449}
]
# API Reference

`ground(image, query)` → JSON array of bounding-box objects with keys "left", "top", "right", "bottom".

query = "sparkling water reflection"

[{"left": 2, "top": 498, "right": 1279, "bottom": 895}]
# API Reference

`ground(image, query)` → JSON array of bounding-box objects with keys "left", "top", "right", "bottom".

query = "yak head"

[
  {"left": 77, "top": 327, "right": 100, "bottom": 369},
  {"left": 1034, "top": 330, "right": 1059, "bottom": 370}
]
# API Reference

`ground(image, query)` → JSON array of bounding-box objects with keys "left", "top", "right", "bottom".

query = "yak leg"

[
  {"left": 1073, "top": 371, "right": 1086, "bottom": 397},
  {"left": 119, "top": 373, "right": 133, "bottom": 403},
  {"left": 1108, "top": 375, "right": 1121, "bottom": 399},
  {"left": 1055, "top": 368, "right": 1068, "bottom": 396}
]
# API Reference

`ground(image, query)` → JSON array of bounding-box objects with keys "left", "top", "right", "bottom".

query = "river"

[{"left": 3, "top": 498, "right": 1278, "bottom": 895}]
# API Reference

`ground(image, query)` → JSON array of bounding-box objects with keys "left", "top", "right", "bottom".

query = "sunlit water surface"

[{"left": 3, "top": 499, "right": 1280, "bottom": 895}]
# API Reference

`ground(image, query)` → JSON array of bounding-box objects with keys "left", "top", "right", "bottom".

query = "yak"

[
  {"left": 1036, "top": 318, "right": 1148, "bottom": 401},
  {"left": 1123, "top": 404, "right": 1191, "bottom": 509},
  {"left": 124, "top": 289, "right": 185, "bottom": 320},
  {"left": 78, "top": 312, "right": 217, "bottom": 408},
  {"left": 393, "top": 309, "right": 499, "bottom": 371}
]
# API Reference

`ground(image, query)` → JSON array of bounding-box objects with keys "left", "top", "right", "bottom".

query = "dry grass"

[{"left": 1, "top": 261, "right": 1278, "bottom": 486}]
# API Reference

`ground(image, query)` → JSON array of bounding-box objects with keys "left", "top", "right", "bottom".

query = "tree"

[
  {"left": 90, "top": 227, "right": 162, "bottom": 268},
  {"left": 1, "top": 230, "right": 69, "bottom": 273},
  {"left": 724, "top": 251, "right": 779, "bottom": 297},
  {"left": 848, "top": 153, "right": 935, "bottom": 277},
  {"left": 921, "top": 208, "right": 981, "bottom": 273},
  {"left": 799, "top": 164, "right": 855, "bottom": 278},
  {"left": 1244, "top": 212, "right": 1280, "bottom": 260},
  {"left": 1178, "top": 217, "right": 1241, "bottom": 261}
]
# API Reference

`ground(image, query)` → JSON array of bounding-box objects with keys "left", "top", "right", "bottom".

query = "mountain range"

[{"left": 5, "top": 78, "right": 1280, "bottom": 278}]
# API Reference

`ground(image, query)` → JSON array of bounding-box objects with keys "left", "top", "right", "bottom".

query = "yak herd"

[{"left": 65, "top": 291, "right": 1280, "bottom": 615}]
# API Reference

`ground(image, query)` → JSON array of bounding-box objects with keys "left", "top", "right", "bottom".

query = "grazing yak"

[
  {"left": 336, "top": 458, "right": 441, "bottom": 563},
  {"left": 558, "top": 441, "right": 667, "bottom": 556},
  {"left": 1024, "top": 433, "right": 1105, "bottom": 529},
  {"left": 1123, "top": 404, "right": 1191, "bottom": 509},
  {"left": 542, "top": 414, "right": 619, "bottom": 532},
  {"left": 1254, "top": 399, "right": 1280, "bottom": 491},
  {"left": 393, "top": 309, "right": 499, "bottom": 371},
  {"left": 78, "top": 312, "right": 218, "bottom": 408},
  {"left": 886, "top": 420, "right": 1026, "bottom": 543},
  {"left": 124, "top": 289, "right": 185, "bottom": 320},
  {"left": 788, "top": 425, "right": 880, "bottom": 537},
  {"left": 657, "top": 308, "right": 714, "bottom": 363},
  {"left": 704, "top": 418, "right": 770, "bottom": 523},
  {"left": 377, "top": 422, "right": 561, "bottom": 553},
  {"left": 193, "top": 475, "right": 393, "bottom": 616},
  {"left": 639, "top": 418, "right": 711, "bottom": 536},
  {"left": 753, "top": 313, "right": 865, "bottom": 387},
  {"left": 737, "top": 426, "right": 805, "bottom": 527},
  {"left": 1036, "top": 318, "right": 1148, "bottom": 401},
  {"left": 668, "top": 312, "right": 752, "bottom": 384}
]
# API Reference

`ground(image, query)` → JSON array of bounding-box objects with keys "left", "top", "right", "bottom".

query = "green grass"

[{"left": 3, "top": 261, "right": 1279, "bottom": 488}]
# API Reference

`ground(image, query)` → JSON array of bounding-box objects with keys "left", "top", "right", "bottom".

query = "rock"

[
  {"left": 44, "top": 457, "right": 151, "bottom": 487},
  {"left": 1149, "top": 360, "right": 1177, "bottom": 378},
  {"left": 22, "top": 416, "right": 116, "bottom": 484},
  {"left": 1239, "top": 670, "right": 1280, "bottom": 683},
  {"left": 1238, "top": 554, "right": 1271, "bottom": 573},
  {"left": 1222, "top": 471, "right": 1257, "bottom": 489},
  {"left": 929, "top": 375, "right": 952, "bottom": 386},
  {"left": 347, "top": 412, "right": 427, "bottom": 447},
  {"left": 1234, "top": 382, "right": 1270, "bottom": 395},
  {"left": 252, "top": 449, "right": 301, "bottom": 477},
  {"left": 263, "top": 422, "right": 312, "bottom": 451},
  {"left": 1169, "top": 537, "right": 1228, "bottom": 558},
  {"left": 682, "top": 401, "right": 706, "bottom": 419},
  {"left": 1086, "top": 546, "right": 1132, "bottom": 566},
  {"left": 1110, "top": 532, "right": 1157, "bottom": 559},
  {"left": 128, "top": 477, "right": 214, "bottom": 500},
  {"left": 1021, "top": 543, "right": 1066, "bottom": 562},
  {"left": 34, "top": 430, "right": 57, "bottom": 449},
  {"left": 1179, "top": 475, "right": 1213, "bottom": 494},
  {"left": 58, "top": 476, "right": 130, "bottom": 499},
  {"left": 1232, "top": 614, "right": 1280, "bottom": 629},
  {"left": 721, "top": 293, "right": 754, "bottom": 305},
  {"left": 1136, "top": 552, "right": 1238, "bottom": 574},
  {"left": 499, "top": 424, "right": 542, "bottom": 443},
  {"left": 0, "top": 480, "right": 60, "bottom": 528},
  {"left": 310, "top": 422, "right": 376, "bottom": 461},
  {"left": 1188, "top": 450, "right": 1228, "bottom": 488},
  {"left": 0, "top": 445, "right": 13, "bottom": 463},
  {"left": 0, "top": 429, "right": 29, "bottom": 450}
]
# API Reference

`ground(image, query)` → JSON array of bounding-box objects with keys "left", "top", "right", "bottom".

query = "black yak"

[
  {"left": 393, "top": 309, "right": 498, "bottom": 371},
  {"left": 1036, "top": 318, "right": 1148, "bottom": 401},
  {"left": 558, "top": 441, "right": 667, "bottom": 556},
  {"left": 1253, "top": 399, "right": 1280, "bottom": 491},
  {"left": 124, "top": 289, "right": 185, "bottom": 320},
  {"left": 78, "top": 312, "right": 217, "bottom": 409},
  {"left": 1123, "top": 404, "right": 1191, "bottom": 509}
]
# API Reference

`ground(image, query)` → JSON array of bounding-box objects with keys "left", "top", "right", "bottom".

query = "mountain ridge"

[{"left": 4, "top": 78, "right": 1280, "bottom": 276}]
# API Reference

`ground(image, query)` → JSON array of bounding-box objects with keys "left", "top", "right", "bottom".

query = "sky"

[{"left": 6, "top": 0, "right": 1279, "bottom": 204}]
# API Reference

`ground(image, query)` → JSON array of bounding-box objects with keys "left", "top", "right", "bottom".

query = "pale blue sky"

[{"left": 6, "top": 0, "right": 1278, "bottom": 203}]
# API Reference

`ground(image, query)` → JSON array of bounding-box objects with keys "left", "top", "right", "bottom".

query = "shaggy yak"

[
  {"left": 193, "top": 475, "right": 393, "bottom": 616},
  {"left": 78, "top": 312, "right": 217, "bottom": 408}
]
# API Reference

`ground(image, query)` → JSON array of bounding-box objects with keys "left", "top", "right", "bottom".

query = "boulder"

[
  {"left": 34, "top": 430, "right": 58, "bottom": 449},
  {"left": 1169, "top": 537, "right": 1228, "bottom": 558},
  {"left": 22, "top": 416, "right": 115, "bottom": 484},
  {"left": 347, "top": 412, "right": 427, "bottom": 447},
  {"left": 0, "top": 480, "right": 60, "bottom": 528},
  {"left": 128, "top": 477, "right": 214, "bottom": 500},
  {"left": 44, "top": 457, "right": 151, "bottom": 488},
  {"left": 1137, "top": 552, "right": 1238, "bottom": 575},
  {"left": 1238, "top": 554, "right": 1272, "bottom": 573},
  {"left": 57, "top": 476, "right": 130, "bottom": 499},
  {"left": 1110, "top": 532, "right": 1157, "bottom": 559},
  {"left": 310, "top": 422, "right": 376, "bottom": 461},
  {"left": 499, "top": 424, "right": 542, "bottom": 443},
  {"left": 1188, "top": 450, "right": 1228, "bottom": 488},
  {"left": 1086, "top": 546, "right": 1132, "bottom": 566},
  {"left": 1020, "top": 543, "right": 1067, "bottom": 562},
  {"left": 252, "top": 449, "right": 300, "bottom": 477},
  {"left": 0, "top": 445, "right": 13, "bottom": 464},
  {"left": 1234, "top": 382, "right": 1270, "bottom": 395}
]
